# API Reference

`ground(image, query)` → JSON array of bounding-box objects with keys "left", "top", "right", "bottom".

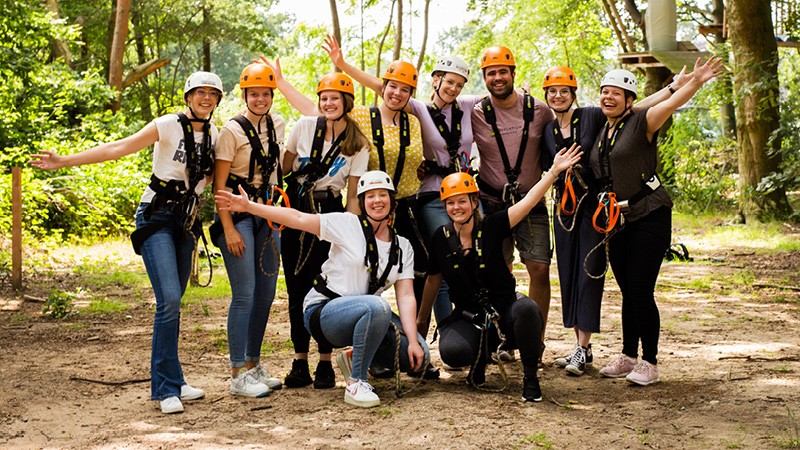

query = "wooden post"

[{"left": 11, "top": 166, "right": 22, "bottom": 291}]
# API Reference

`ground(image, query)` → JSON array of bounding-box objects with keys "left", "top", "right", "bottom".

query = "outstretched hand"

[
  {"left": 256, "top": 56, "right": 284, "bottom": 82},
  {"left": 29, "top": 150, "right": 64, "bottom": 171},
  {"left": 671, "top": 64, "right": 690, "bottom": 89},
  {"left": 551, "top": 143, "right": 583, "bottom": 175},
  {"left": 322, "top": 34, "right": 346, "bottom": 69},
  {"left": 215, "top": 185, "right": 251, "bottom": 213},
  {"left": 692, "top": 55, "right": 725, "bottom": 85}
]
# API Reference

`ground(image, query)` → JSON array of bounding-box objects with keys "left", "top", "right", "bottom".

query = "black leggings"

[
  {"left": 608, "top": 206, "right": 671, "bottom": 365},
  {"left": 280, "top": 194, "right": 343, "bottom": 355},
  {"left": 439, "top": 293, "right": 543, "bottom": 376}
]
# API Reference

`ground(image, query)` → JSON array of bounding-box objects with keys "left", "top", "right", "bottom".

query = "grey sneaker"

[
  {"left": 251, "top": 364, "right": 283, "bottom": 390},
  {"left": 179, "top": 384, "right": 205, "bottom": 400},
  {"left": 231, "top": 368, "right": 271, "bottom": 398},
  {"left": 599, "top": 354, "right": 637, "bottom": 378},
  {"left": 160, "top": 396, "right": 184, "bottom": 414},
  {"left": 565, "top": 346, "right": 588, "bottom": 376}
]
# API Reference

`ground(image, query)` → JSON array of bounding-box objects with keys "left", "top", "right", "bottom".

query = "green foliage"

[
  {"left": 42, "top": 290, "right": 75, "bottom": 319},
  {"left": 85, "top": 298, "right": 129, "bottom": 315}
]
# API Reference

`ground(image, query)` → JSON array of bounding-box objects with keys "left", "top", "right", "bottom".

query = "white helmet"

[
  {"left": 357, "top": 170, "right": 395, "bottom": 196},
  {"left": 600, "top": 69, "right": 638, "bottom": 97},
  {"left": 432, "top": 55, "right": 470, "bottom": 81},
  {"left": 184, "top": 71, "right": 224, "bottom": 100}
]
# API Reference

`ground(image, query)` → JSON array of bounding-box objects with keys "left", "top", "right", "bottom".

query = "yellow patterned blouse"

[{"left": 349, "top": 105, "right": 423, "bottom": 200}]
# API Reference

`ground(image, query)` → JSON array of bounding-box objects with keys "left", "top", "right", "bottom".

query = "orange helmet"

[
  {"left": 543, "top": 66, "right": 578, "bottom": 89},
  {"left": 440, "top": 172, "right": 479, "bottom": 201},
  {"left": 481, "top": 46, "right": 515, "bottom": 69},
  {"left": 240, "top": 63, "right": 277, "bottom": 89},
  {"left": 383, "top": 60, "right": 418, "bottom": 89},
  {"left": 316, "top": 72, "right": 355, "bottom": 96}
]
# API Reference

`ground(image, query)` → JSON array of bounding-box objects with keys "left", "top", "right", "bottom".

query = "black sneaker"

[
  {"left": 522, "top": 375, "right": 542, "bottom": 402},
  {"left": 407, "top": 365, "right": 441, "bottom": 380},
  {"left": 313, "top": 360, "right": 336, "bottom": 389},
  {"left": 284, "top": 359, "right": 312, "bottom": 388},
  {"left": 565, "top": 346, "right": 587, "bottom": 376},
  {"left": 368, "top": 364, "right": 395, "bottom": 379}
]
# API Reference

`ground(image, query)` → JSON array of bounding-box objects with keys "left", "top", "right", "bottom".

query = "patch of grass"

[
  {"left": 728, "top": 269, "right": 756, "bottom": 286},
  {"left": 687, "top": 277, "right": 713, "bottom": 290},
  {"left": 373, "top": 406, "right": 397, "bottom": 418},
  {"left": 67, "top": 322, "right": 87, "bottom": 330},
  {"left": 42, "top": 290, "right": 75, "bottom": 319},
  {"left": 517, "top": 432, "right": 554, "bottom": 449},
  {"left": 772, "top": 366, "right": 794, "bottom": 374},
  {"left": 182, "top": 278, "right": 230, "bottom": 315},
  {"left": 775, "top": 407, "right": 800, "bottom": 449},
  {"left": 211, "top": 328, "right": 228, "bottom": 355},
  {"left": 85, "top": 297, "right": 129, "bottom": 314},
  {"left": 722, "top": 438, "right": 744, "bottom": 449},
  {"left": 261, "top": 338, "right": 295, "bottom": 356}
]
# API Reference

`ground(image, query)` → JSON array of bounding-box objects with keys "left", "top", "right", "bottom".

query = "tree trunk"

[
  {"left": 712, "top": 0, "right": 737, "bottom": 139},
  {"left": 108, "top": 0, "right": 130, "bottom": 112},
  {"left": 329, "top": 0, "right": 342, "bottom": 72},
  {"left": 203, "top": 7, "right": 211, "bottom": 72},
  {"left": 728, "top": 0, "right": 791, "bottom": 220},
  {"left": 393, "top": 0, "right": 402, "bottom": 61},
  {"left": 415, "top": 0, "right": 430, "bottom": 71},
  {"left": 130, "top": 2, "right": 153, "bottom": 123},
  {"left": 45, "top": 0, "right": 72, "bottom": 66},
  {"left": 375, "top": 0, "right": 397, "bottom": 105}
]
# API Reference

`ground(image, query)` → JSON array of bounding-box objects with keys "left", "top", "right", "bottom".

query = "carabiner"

[{"left": 266, "top": 185, "right": 291, "bottom": 231}]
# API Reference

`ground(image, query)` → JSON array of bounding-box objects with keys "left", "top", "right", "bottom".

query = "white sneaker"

[
  {"left": 344, "top": 380, "right": 380, "bottom": 408},
  {"left": 231, "top": 368, "right": 271, "bottom": 398},
  {"left": 251, "top": 364, "right": 283, "bottom": 390},
  {"left": 180, "top": 384, "right": 205, "bottom": 401},
  {"left": 336, "top": 349, "right": 353, "bottom": 382},
  {"left": 160, "top": 396, "right": 184, "bottom": 414}
]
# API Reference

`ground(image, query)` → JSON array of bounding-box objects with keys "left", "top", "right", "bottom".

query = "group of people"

[{"left": 30, "top": 34, "right": 723, "bottom": 413}]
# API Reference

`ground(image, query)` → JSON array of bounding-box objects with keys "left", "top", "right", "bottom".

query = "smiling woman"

[
  {"left": 214, "top": 170, "right": 430, "bottom": 408},
  {"left": 29, "top": 71, "right": 224, "bottom": 415}
]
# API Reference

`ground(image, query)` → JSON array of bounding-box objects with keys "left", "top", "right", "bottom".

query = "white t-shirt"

[
  {"left": 140, "top": 113, "right": 219, "bottom": 203},
  {"left": 303, "top": 212, "right": 415, "bottom": 311},
  {"left": 286, "top": 115, "right": 370, "bottom": 196}
]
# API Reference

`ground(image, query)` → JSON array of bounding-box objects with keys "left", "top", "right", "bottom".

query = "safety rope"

[
  {"left": 467, "top": 311, "right": 509, "bottom": 393},
  {"left": 585, "top": 192, "right": 624, "bottom": 279},
  {"left": 390, "top": 322, "right": 430, "bottom": 398}
]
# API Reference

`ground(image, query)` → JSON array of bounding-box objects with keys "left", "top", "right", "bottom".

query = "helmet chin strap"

[
  {"left": 433, "top": 80, "right": 454, "bottom": 108},
  {"left": 245, "top": 89, "right": 270, "bottom": 134}
]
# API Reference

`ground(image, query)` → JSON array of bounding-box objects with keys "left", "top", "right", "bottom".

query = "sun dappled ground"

[{"left": 1, "top": 214, "right": 799, "bottom": 449}]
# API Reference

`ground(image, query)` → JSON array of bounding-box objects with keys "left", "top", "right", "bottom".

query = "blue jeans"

[
  {"left": 136, "top": 203, "right": 194, "bottom": 401},
  {"left": 418, "top": 197, "right": 454, "bottom": 323},
  {"left": 304, "top": 297, "right": 431, "bottom": 381},
  {"left": 216, "top": 215, "right": 281, "bottom": 368}
]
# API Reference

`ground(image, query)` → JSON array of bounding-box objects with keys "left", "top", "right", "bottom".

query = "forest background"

[{"left": 1, "top": 0, "right": 800, "bottom": 248}]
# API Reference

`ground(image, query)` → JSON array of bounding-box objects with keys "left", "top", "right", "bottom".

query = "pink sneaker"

[
  {"left": 599, "top": 354, "right": 637, "bottom": 378},
  {"left": 626, "top": 360, "right": 660, "bottom": 386}
]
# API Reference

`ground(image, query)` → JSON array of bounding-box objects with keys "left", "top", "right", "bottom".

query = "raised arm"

[
  {"left": 508, "top": 143, "right": 582, "bottom": 228},
  {"left": 632, "top": 64, "right": 691, "bottom": 112},
  {"left": 322, "top": 35, "right": 383, "bottom": 95},
  {"left": 258, "top": 57, "right": 319, "bottom": 116},
  {"left": 216, "top": 185, "right": 321, "bottom": 236},
  {"left": 645, "top": 56, "right": 724, "bottom": 137},
  {"left": 29, "top": 122, "right": 159, "bottom": 170}
]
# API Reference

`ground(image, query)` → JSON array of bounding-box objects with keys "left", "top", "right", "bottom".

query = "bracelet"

[{"left": 668, "top": 84, "right": 676, "bottom": 95}]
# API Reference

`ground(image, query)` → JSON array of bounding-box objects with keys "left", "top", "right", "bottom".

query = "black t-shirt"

[
  {"left": 542, "top": 106, "right": 606, "bottom": 186},
  {"left": 427, "top": 212, "right": 517, "bottom": 313}
]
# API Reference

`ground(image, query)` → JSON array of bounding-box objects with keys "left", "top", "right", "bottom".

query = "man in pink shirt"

[{"left": 471, "top": 46, "right": 555, "bottom": 361}]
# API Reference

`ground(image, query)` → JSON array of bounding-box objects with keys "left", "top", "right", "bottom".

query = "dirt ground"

[{"left": 1, "top": 227, "right": 800, "bottom": 449}]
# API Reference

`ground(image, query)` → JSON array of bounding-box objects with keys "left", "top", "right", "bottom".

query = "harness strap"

[
  {"left": 230, "top": 114, "right": 282, "bottom": 193},
  {"left": 370, "top": 106, "right": 410, "bottom": 188},
  {"left": 480, "top": 93, "right": 534, "bottom": 187},
  {"left": 308, "top": 300, "right": 337, "bottom": 350},
  {"left": 427, "top": 102, "right": 464, "bottom": 173},
  {"left": 359, "top": 214, "right": 403, "bottom": 295}
]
